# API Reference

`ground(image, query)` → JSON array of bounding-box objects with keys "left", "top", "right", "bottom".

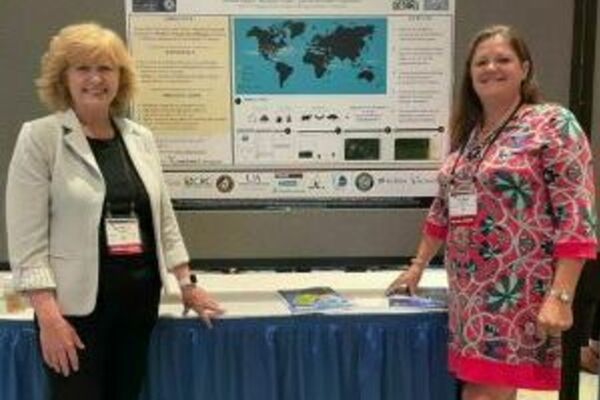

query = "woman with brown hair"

[{"left": 387, "top": 25, "right": 597, "bottom": 399}]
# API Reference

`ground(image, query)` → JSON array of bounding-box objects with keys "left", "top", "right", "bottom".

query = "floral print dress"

[{"left": 424, "top": 103, "right": 597, "bottom": 390}]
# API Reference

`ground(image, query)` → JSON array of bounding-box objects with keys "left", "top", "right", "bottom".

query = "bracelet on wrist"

[
  {"left": 410, "top": 258, "right": 427, "bottom": 269},
  {"left": 548, "top": 288, "right": 572, "bottom": 304},
  {"left": 178, "top": 274, "right": 197, "bottom": 289}
]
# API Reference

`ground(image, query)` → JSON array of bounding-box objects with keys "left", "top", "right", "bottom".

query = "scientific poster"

[{"left": 126, "top": 0, "right": 454, "bottom": 202}]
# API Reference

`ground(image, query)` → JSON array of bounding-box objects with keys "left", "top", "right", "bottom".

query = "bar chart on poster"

[{"left": 126, "top": 0, "right": 454, "bottom": 203}]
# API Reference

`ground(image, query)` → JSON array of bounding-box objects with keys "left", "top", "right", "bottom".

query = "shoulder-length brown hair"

[
  {"left": 448, "top": 25, "right": 542, "bottom": 151},
  {"left": 36, "top": 22, "right": 136, "bottom": 115}
]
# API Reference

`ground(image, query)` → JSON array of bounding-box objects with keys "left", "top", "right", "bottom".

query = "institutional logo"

[
  {"left": 132, "top": 0, "right": 177, "bottom": 12},
  {"left": 355, "top": 172, "right": 375, "bottom": 192},
  {"left": 216, "top": 175, "right": 235, "bottom": 193}
]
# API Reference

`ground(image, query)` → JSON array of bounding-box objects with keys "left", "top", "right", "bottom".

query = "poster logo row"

[{"left": 165, "top": 169, "right": 438, "bottom": 199}]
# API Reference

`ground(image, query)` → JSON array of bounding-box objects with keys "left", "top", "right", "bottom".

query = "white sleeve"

[{"left": 6, "top": 122, "right": 57, "bottom": 291}]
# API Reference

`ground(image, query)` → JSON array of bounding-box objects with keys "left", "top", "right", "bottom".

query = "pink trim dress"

[{"left": 425, "top": 103, "right": 597, "bottom": 390}]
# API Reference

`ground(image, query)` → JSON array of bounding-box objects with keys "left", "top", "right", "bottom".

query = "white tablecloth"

[{"left": 0, "top": 269, "right": 448, "bottom": 319}]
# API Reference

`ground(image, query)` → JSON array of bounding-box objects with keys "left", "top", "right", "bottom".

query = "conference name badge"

[
  {"left": 105, "top": 217, "right": 143, "bottom": 255},
  {"left": 448, "top": 186, "right": 477, "bottom": 226}
]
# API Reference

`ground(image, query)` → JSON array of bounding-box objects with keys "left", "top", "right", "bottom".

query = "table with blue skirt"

[
  {"left": 0, "top": 312, "right": 456, "bottom": 400},
  {"left": 0, "top": 270, "right": 457, "bottom": 399}
]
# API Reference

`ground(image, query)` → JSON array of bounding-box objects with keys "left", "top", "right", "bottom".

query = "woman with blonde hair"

[{"left": 6, "top": 22, "right": 223, "bottom": 400}]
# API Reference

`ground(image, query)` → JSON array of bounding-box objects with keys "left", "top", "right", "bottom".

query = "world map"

[{"left": 234, "top": 18, "right": 387, "bottom": 95}]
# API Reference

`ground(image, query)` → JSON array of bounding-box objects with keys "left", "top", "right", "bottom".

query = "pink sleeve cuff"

[
  {"left": 423, "top": 221, "right": 447, "bottom": 240},
  {"left": 553, "top": 241, "right": 597, "bottom": 259}
]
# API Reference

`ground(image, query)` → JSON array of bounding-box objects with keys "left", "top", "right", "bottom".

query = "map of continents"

[{"left": 234, "top": 18, "right": 387, "bottom": 94}]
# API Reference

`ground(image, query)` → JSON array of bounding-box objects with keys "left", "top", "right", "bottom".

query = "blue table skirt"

[{"left": 1, "top": 313, "right": 457, "bottom": 400}]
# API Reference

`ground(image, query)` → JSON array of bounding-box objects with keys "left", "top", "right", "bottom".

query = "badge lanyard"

[
  {"left": 104, "top": 134, "right": 143, "bottom": 256},
  {"left": 447, "top": 101, "right": 522, "bottom": 226}
]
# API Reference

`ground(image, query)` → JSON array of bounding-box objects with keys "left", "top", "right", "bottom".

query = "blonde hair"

[
  {"left": 36, "top": 22, "right": 136, "bottom": 115},
  {"left": 449, "top": 25, "right": 542, "bottom": 151}
]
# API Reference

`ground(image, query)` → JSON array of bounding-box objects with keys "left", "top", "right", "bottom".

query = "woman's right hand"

[
  {"left": 38, "top": 314, "right": 85, "bottom": 376},
  {"left": 385, "top": 263, "right": 425, "bottom": 296},
  {"left": 28, "top": 291, "right": 85, "bottom": 377}
]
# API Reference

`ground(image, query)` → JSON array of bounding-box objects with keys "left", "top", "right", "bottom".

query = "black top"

[{"left": 87, "top": 129, "right": 157, "bottom": 266}]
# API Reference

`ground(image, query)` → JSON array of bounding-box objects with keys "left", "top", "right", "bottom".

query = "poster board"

[{"left": 126, "top": 0, "right": 454, "bottom": 204}]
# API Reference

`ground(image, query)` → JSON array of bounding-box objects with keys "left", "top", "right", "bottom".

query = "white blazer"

[{"left": 6, "top": 109, "right": 189, "bottom": 315}]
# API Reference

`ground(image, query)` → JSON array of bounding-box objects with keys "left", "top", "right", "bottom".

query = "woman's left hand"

[
  {"left": 181, "top": 286, "right": 225, "bottom": 328},
  {"left": 536, "top": 296, "right": 573, "bottom": 338}
]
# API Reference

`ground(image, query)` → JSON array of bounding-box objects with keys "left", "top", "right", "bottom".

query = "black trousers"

[
  {"left": 37, "top": 258, "right": 161, "bottom": 400},
  {"left": 559, "top": 258, "right": 600, "bottom": 400}
]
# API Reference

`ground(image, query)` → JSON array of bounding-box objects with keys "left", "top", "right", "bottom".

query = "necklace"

[{"left": 479, "top": 98, "right": 522, "bottom": 142}]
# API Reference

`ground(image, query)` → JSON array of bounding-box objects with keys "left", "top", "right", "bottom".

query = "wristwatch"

[
  {"left": 178, "top": 274, "right": 197, "bottom": 289},
  {"left": 548, "top": 288, "right": 572, "bottom": 304}
]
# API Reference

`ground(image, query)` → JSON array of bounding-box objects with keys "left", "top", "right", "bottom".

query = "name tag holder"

[
  {"left": 446, "top": 100, "right": 522, "bottom": 228},
  {"left": 448, "top": 181, "right": 477, "bottom": 226},
  {"left": 105, "top": 202, "right": 143, "bottom": 256}
]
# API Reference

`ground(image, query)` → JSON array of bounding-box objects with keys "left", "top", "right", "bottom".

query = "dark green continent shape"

[{"left": 303, "top": 25, "right": 375, "bottom": 79}]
